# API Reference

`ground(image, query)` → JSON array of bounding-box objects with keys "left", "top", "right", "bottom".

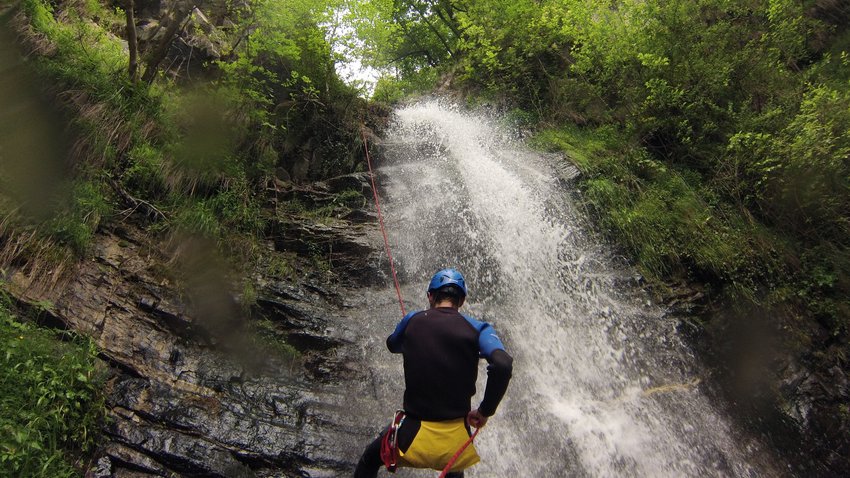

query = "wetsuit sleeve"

[
  {"left": 386, "top": 310, "right": 418, "bottom": 353},
  {"left": 479, "top": 349, "right": 513, "bottom": 417},
  {"left": 477, "top": 322, "right": 506, "bottom": 359},
  {"left": 463, "top": 316, "right": 513, "bottom": 417}
]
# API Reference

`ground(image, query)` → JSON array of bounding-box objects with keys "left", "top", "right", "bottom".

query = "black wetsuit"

[{"left": 354, "top": 307, "right": 513, "bottom": 478}]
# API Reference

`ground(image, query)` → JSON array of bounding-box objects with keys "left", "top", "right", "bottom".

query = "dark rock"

[
  {"left": 257, "top": 297, "right": 320, "bottom": 330},
  {"left": 286, "top": 331, "right": 343, "bottom": 353},
  {"left": 138, "top": 296, "right": 157, "bottom": 311},
  {"left": 828, "top": 365, "right": 849, "bottom": 395},
  {"left": 324, "top": 172, "right": 372, "bottom": 195},
  {"left": 106, "top": 412, "right": 257, "bottom": 477},
  {"left": 341, "top": 209, "right": 378, "bottom": 224},
  {"left": 270, "top": 217, "right": 383, "bottom": 282},
  {"left": 8, "top": 214, "right": 382, "bottom": 476},
  {"left": 102, "top": 443, "right": 169, "bottom": 476},
  {"left": 136, "top": 20, "right": 162, "bottom": 43},
  {"left": 86, "top": 456, "right": 113, "bottom": 478}
]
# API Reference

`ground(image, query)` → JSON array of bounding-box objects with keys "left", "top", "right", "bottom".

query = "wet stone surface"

[{"left": 9, "top": 176, "right": 385, "bottom": 477}]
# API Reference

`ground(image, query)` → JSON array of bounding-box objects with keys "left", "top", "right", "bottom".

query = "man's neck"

[{"left": 431, "top": 300, "right": 458, "bottom": 309}]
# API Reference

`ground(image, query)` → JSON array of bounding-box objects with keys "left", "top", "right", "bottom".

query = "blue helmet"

[{"left": 427, "top": 268, "right": 467, "bottom": 297}]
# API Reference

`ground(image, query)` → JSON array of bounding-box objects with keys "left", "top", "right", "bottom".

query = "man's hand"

[{"left": 467, "top": 409, "right": 488, "bottom": 429}]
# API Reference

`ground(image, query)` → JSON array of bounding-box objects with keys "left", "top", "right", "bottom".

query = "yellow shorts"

[{"left": 397, "top": 418, "right": 480, "bottom": 472}]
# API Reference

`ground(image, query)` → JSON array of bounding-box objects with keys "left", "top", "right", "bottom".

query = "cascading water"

[{"left": 351, "top": 101, "right": 784, "bottom": 477}]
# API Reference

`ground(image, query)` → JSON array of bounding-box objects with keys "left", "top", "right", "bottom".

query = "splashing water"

[{"left": 358, "top": 101, "right": 782, "bottom": 477}]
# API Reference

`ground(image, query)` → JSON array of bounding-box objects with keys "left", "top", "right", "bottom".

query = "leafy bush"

[
  {"left": 760, "top": 85, "right": 850, "bottom": 238},
  {"left": 170, "top": 175, "right": 266, "bottom": 244},
  {"left": 0, "top": 302, "right": 105, "bottom": 477},
  {"left": 372, "top": 69, "right": 440, "bottom": 104}
]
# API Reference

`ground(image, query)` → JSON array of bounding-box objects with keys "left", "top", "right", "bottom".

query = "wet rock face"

[
  {"left": 672, "top": 291, "right": 850, "bottom": 477},
  {"left": 269, "top": 172, "right": 385, "bottom": 283},
  {"left": 776, "top": 361, "right": 850, "bottom": 476},
  {"left": 9, "top": 177, "right": 385, "bottom": 477}
]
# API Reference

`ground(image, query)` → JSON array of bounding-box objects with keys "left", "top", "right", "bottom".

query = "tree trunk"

[
  {"left": 141, "top": 1, "right": 193, "bottom": 84},
  {"left": 125, "top": 0, "right": 138, "bottom": 82}
]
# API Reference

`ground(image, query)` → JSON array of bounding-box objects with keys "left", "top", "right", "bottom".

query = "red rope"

[
  {"left": 363, "top": 128, "right": 479, "bottom": 476},
  {"left": 362, "top": 129, "right": 406, "bottom": 316},
  {"left": 438, "top": 428, "right": 480, "bottom": 478}
]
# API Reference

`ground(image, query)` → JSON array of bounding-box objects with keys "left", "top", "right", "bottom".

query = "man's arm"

[
  {"left": 386, "top": 310, "right": 418, "bottom": 353},
  {"left": 463, "top": 317, "right": 514, "bottom": 419},
  {"left": 478, "top": 348, "right": 513, "bottom": 417}
]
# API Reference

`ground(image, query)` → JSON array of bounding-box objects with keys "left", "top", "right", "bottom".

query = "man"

[{"left": 354, "top": 268, "right": 513, "bottom": 477}]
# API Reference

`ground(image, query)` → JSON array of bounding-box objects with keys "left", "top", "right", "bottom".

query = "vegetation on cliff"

[
  {"left": 344, "top": 0, "right": 849, "bottom": 473},
  {"left": 3, "top": 0, "right": 371, "bottom": 269},
  {"left": 0, "top": 298, "right": 104, "bottom": 477},
  {"left": 1, "top": 0, "right": 375, "bottom": 471}
]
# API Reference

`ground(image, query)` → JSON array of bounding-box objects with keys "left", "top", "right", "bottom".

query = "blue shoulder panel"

[
  {"left": 386, "top": 310, "right": 419, "bottom": 353},
  {"left": 462, "top": 314, "right": 506, "bottom": 359}
]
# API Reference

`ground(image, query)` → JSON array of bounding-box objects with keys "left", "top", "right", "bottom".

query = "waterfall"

[{"left": 355, "top": 101, "right": 782, "bottom": 477}]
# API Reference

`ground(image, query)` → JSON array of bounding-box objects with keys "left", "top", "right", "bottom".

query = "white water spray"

[{"left": 358, "top": 101, "right": 781, "bottom": 477}]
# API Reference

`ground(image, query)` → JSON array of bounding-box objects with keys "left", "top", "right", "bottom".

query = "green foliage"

[
  {"left": 454, "top": 0, "right": 558, "bottom": 102},
  {"left": 124, "top": 142, "right": 166, "bottom": 198},
  {"left": 171, "top": 175, "right": 265, "bottom": 242},
  {"left": 240, "top": 281, "right": 258, "bottom": 313},
  {"left": 250, "top": 318, "right": 300, "bottom": 360},
  {"left": 279, "top": 188, "right": 364, "bottom": 224},
  {"left": 215, "top": 0, "right": 363, "bottom": 181},
  {"left": 207, "top": 176, "right": 266, "bottom": 235},
  {"left": 335, "top": 188, "right": 367, "bottom": 209},
  {"left": 22, "top": 0, "right": 152, "bottom": 113},
  {"left": 48, "top": 180, "right": 113, "bottom": 256},
  {"left": 536, "top": 125, "right": 780, "bottom": 290},
  {"left": 0, "top": 301, "right": 105, "bottom": 477},
  {"left": 372, "top": 69, "right": 440, "bottom": 103},
  {"left": 758, "top": 85, "right": 850, "bottom": 237},
  {"left": 12, "top": 0, "right": 162, "bottom": 258},
  {"left": 308, "top": 241, "right": 332, "bottom": 273},
  {"left": 264, "top": 253, "right": 296, "bottom": 279},
  {"left": 173, "top": 200, "right": 222, "bottom": 239},
  {"left": 10, "top": 0, "right": 368, "bottom": 283},
  {"left": 344, "top": 0, "right": 460, "bottom": 75},
  {"left": 164, "top": 89, "right": 247, "bottom": 191}
]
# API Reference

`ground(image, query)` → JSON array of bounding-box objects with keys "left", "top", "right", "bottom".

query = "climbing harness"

[
  {"left": 361, "top": 128, "right": 406, "bottom": 315},
  {"left": 380, "top": 410, "right": 406, "bottom": 472},
  {"left": 380, "top": 409, "right": 482, "bottom": 475}
]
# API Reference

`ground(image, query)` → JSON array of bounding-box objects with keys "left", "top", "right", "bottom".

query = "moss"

[
  {"left": 265, "top": 254, "right": 296, "bottom": 280},
  {"left": 250, "top": 318, "right": 300, "bottom": 361}
]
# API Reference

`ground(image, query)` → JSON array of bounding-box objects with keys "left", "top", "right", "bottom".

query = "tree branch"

[{"left": 107, "top": 177, "right": 167, "bottom": 221}]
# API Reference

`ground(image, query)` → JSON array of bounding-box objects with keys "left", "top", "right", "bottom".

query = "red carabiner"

[{"left": 380, "top": 410, "right": 406, "bottom": 472}]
